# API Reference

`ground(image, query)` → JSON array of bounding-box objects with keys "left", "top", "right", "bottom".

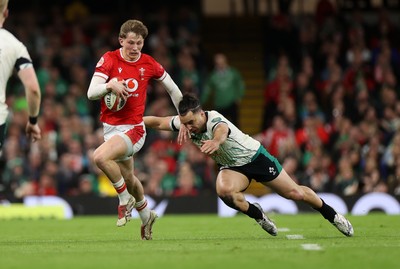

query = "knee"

[
  {"left": 216, "top": 184, "right": 234, "bottom": 198},
  {"left": 284, "top": 189, "right": 305, "bottom": 201},
  {"left": 216, "top": 185, "right": 237, "bottom": 208},
  {"left": 93, "top": 150, "right": 107, "bottom": 169}
]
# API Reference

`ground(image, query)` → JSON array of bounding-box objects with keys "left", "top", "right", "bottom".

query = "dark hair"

[{"left": 178, "top": 94, "right": 201, "bottom": 116}]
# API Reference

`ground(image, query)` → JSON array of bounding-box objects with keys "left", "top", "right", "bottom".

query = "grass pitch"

[{"left": 0, "top": 213, "right": 398, "bottom": 269}]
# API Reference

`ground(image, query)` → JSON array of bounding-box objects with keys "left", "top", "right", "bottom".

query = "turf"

[{"left": 0, "top": 213, "right": 399, "bottom": 269}]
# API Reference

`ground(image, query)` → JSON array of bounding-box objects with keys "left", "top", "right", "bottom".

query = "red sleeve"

[
  {"left": 94, "top": 52, "right": 114, "bottom": 80},
  {"left": 150, "top": 56, "right": 165, "bottom": 79}
]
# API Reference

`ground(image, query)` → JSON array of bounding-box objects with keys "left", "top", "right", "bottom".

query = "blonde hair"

[{"left": 119, "top": 19, "right": 148, "bottom": 39}]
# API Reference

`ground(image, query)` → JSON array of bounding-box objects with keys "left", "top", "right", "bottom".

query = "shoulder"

[
  {"left": 97, "top": 50, "right": 116, "bottom": 65},
  {"left": 0, "top": 29, "right": 18, "bottom": 43},
  {"left": 139, "top": 53, "right": 159, "bottom": 65},
  {"left": 96, "top": 49, "right": 119, "bottom": 69},
  {"left": 207, "top": 110, "right": 225, "bottom": 123},
  {"left": 139, "top": 53, "right": 165, "bottom": 78},
  {"left": 207, "top": 110, "right": 228, "bottom": 129},
  {"left": 103, "top": 49, "right": 120, "bottom": 60},
  {"left": 140, "top": 53, "right": 155, "bottom": 61},
  {"left": 0, "top": 29, "right": 27, "bottom": 52},
  {"left": 0, "top": 29, "right": 31, "bottom": 65}
]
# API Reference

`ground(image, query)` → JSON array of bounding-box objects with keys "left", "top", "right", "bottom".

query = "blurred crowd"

[
  {"left": 1, "top": 0, "right": 400, "bottom": 201},
  {"left": 0, "top": 0, "right": 209, "bottom": 201},
  {"left": 258, "top": 0, "right": 400, "bottom": 196}
]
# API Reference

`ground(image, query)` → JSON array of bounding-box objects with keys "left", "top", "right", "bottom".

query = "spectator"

[
  {"left": 262, "top": 53, "right": 294, "bottom": 128},
  {"left": 298, "top": 91, "right": 326, "bottom": 123},
  {"left": 174, "top": 47, "right": 202, "bottom": 96},
  {"left": 178, "top": 141, "right": 215, "bottom": 191},
  {"left": 201, "top": 53, "right": 245, "bottom": 127},
  {"left": 145, "top": 158, "right": 174, "bottom": 196},
  {"left": 308, "top": 168, "right": 331, "bottom": 192},
  {"left": 254, "top": 114, "right": 299, "bottom": 162},
  {"left": 295, "top": 115, "right": 330, "bottom": 157},
  {"left": 172, "top": 162, "right": 201, "bottom": 197},
  {"left": 77, "top": 173, "right": 98, "bottom": 196},
  {"left": 361, "top": 166, "right": 388, "bottom": 194},
  {"left": 281, "top": 155, "right": 301, "bottom": 184},
  {"left": 333, "top": 156, "right": 359, "bottom": 196},
  {"left": 387, "top": 163, "right": 400, "bottom": 195},
  {"left": 33, "top": 172, "right": 58, "bottom": 196}
]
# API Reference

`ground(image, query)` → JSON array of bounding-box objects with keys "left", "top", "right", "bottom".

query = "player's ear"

[
  {"left": 4, "top": 8, "right": 9, "bottom": 20},
  {"left": 118, "top": 37, "right": 124, "bottom": 46}
]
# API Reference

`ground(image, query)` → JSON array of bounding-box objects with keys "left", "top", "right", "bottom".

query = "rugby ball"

[{"left": 104, "top": 78, "right": 126, "bottom": 112}]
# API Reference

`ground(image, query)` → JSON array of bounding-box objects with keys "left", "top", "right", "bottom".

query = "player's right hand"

[
  {"left": 177, "top": 124, "right": 190, "bottom": 145},
  {"left": 107, "top": 78, "right": 129, "bottom": 101}
]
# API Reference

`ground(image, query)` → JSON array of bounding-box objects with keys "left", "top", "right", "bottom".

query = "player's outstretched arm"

[
  {"left": 200, "top": 123, "right": 228, "bottom": 155},
  {"left": 159, "top": 72, "right": 182, "bottom": 111},
  {"left": 143, "top": 116, "right": 174, "bottom": 131}
]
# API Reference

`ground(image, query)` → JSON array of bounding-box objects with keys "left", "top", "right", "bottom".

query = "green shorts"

[{"left": 221, "top": 146, "right": 283, "bottom": 183}]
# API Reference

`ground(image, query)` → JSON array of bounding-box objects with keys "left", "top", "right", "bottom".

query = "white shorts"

[{"left": 103, "top": 122, "right": 146, "bottom": 161}]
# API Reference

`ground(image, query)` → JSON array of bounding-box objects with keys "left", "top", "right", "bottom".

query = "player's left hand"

[
  {"left": 26, "top": 122, "right": 42, "bottom": 142},
  {"left": 200, "top": 140, "right": 220, "bottom": 155}
]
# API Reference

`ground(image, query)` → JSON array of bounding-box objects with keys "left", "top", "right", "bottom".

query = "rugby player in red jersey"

[{"left": 87, "top": 19, "right": 185, "bottom": 240}]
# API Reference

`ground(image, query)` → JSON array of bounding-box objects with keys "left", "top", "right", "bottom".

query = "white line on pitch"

[
  {"left": 286, "top": 234, "right": 304, "bottom": 239},
  {"left": 301, "top": 244, "right": 323, "bottom": 251},
  {"left": 278, "top": 227, "right": 290, "bottom": 232}
]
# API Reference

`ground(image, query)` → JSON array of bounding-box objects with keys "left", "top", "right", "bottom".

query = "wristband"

[{"left": 29, "top": 116, "right": 38, "bottom": 125}]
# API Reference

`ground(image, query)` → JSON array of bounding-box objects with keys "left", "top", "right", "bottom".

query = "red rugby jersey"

[{"left": 94, "top": 49, "right": 165, "bottom": 125}]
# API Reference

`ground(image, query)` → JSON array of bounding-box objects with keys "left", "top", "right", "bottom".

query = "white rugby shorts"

[{"left": 103, "top": 122, "right": 146, "bottom": 160}]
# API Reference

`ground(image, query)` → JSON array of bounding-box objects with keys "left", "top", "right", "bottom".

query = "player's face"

[
  {"left": 120, "top": 32, "right": 144, "bottom": 61},
  {"left": 179, "top": 110, "right": 206, "bottom": 134}
]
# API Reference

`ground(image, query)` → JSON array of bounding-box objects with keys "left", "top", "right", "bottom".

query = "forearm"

[
  {"left": 87, "top": 76, "right": 109, "bottom": 100},
  {"left": 26, "top": 89, "right": 41, "bottom": 117},
  {"left": 143, "top": 116, "right": 174, "bottom": 130},
  {"left": 212, "top": 123, "right": 229, "bottom": 144},
  {"left": 143, "top": 116, "right": 162, "bottom": 129},
  {"left": 159, "top": 72, "right": 182, "bottom": 112},
  {"left": 19, "top": 68, "right": 41, "bottom": 117}
]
